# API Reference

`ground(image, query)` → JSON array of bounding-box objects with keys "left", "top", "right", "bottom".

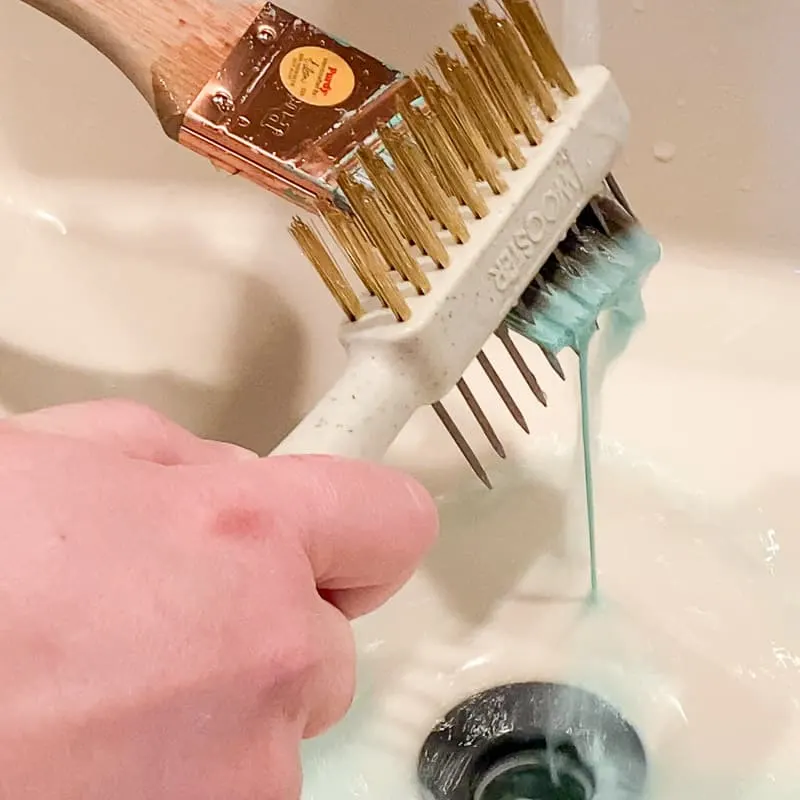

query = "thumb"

[
  {"left": 239, "top": 455, "right": 439, "bottom": 619},
  {"left": 0, "top": 400, "right": 255, "bottom": 465}
]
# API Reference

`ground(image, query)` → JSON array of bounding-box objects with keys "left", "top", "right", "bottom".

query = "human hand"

[{"left": 0, "top": 400, "right": 437, "bottom": 800}]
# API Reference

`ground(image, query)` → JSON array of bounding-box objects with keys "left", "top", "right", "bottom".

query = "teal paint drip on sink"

[
  {"left": 507, "top": 223, "right": 661, "bottom": 599},
  {"left": 577, "top": 344, "right": 597, "bottom": 597}
]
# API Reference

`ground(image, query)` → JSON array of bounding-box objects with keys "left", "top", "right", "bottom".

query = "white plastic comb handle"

[{"left": 272, "top": 65, "right": 629, "bottom": 461}]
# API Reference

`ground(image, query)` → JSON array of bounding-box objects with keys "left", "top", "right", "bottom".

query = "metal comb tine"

[
  {"left": 432, "top": 401, "right": 492, "bottom": 488},
  {"left": 456, "top": 378, "right": 506, "bottom": 459},
  {"left": 495, "top": 324, "right": 548, "bottom": 407},
  {"left": 588, "top": 198, "right": 612, "bottom": 237},
  {"left": 552, "top": 247, "right": 580, "bottom": 280},
  {"left": 539, "top": 345, "right": 566, "bottom": 380},
  {"left": 605, "top": 173, "right": 636, "bottom": 219},
  {"left": 533, "top": 273, "right": 552, "bottom": 295},
  {"left": 476, "top": 350, "right": 530, "bottom": 434}
]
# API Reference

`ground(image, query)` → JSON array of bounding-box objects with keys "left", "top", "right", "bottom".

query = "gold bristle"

[
  {"left": 337, "top": 173, "right": 431, "bottom": 295},
  {"left": 469, "top": 3, "right": 558, "bottom": 121},
  {"left": 399, "top": 97, "right": 489, "bottom": 219},
  {"left": 452, "top": 24, "right": 541, "bottom": 148},
  {"left": 397, "top": 100, "right": 460, "bottom": 203},
  {"left": 318, "top": 204, "right": 378, "bottom": 297},
  {"left": 413, "top": 72, "right": 508, "bottom": 196},
  {"left": 433, "top": 49, "right": 502, "bottom": 159},
  {"left": 356, "top": 146, "right": 450, "bottom": 269},
  {"left": 321, "top": 206, "right": 411, "bottom": 322},
  {"left": 289, "top": 217, "right": 364, "bottom": 322},
  {"left": 378, "top": 125, "right": 436, "bottom": 222},
  {"left": 474, "top": 30, "right": 543, "bottom": 145},
  {"left": 413, "top": 72, "right": 469, "bottom": 173},
  {"left": 501, "top": 0, "right": 578, "bottom": 97},
  {"left": 379, "top": 124, "right": 470, "bottom": 244},
  {"left": 450, "top": 26, "right": 514, "bottom": 132},
  {"left": 434, "top": 48, "right": 525, "bottom": 170}
]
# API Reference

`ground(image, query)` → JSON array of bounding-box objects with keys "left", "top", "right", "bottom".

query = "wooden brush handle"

[{"left": 21, "top": 0, "right": 266, "bottom": 137}]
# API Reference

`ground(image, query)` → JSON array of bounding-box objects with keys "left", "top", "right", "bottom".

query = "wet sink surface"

[
  {"left": 3, "top": 2, "right": 800, "bottom": 797},
  {"left": 302, "top": 244, "right": 800, "bottom": 798}
]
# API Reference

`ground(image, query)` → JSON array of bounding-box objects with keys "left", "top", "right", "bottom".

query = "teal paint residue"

[
  {"left": 328, "top": 34, "right": 354, "bottom": 48},
  {"left": 577, "top": 344, "right": 597, "bottom": 597},
  {"left": 507, "top": 224, "right": 661, "bottom": 599}
]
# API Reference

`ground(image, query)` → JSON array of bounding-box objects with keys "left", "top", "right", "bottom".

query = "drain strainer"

[
  {"left": 418, "top": 682, "right": 646, "bottom": 800},
  {"left": 472, "top": 740, "right": 594, "bottom": 800}
]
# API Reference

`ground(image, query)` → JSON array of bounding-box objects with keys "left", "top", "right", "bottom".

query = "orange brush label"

[{"left": 279, "top": 46, "right": 356, "bottom": 107}]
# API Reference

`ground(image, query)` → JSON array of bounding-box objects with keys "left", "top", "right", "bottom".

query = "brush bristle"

[
  {"left": 506, "top": 194, "right": 662, "bottom": 354},
  {"left": 285, "top": 0, "right": 654, "bottom": 487},
  {"left": 288, "top": 0, "right": 572, "bottom": 323}
]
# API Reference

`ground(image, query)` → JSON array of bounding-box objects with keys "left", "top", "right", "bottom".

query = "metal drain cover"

[
  {"left": 418, "top": 682, "right": 646, "bottom": 800},
  {"left": 472, "top": 743, "right": 594, "bottom": 800}
]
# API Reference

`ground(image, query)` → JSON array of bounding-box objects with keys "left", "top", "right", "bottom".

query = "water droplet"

[
  {"left": 211, "top": 91, "right": 235, "bottom": 114},
  {"left": 236, "top": 115, "right": 251, "bottom": 127},
  {"left": 256, "top": 24, "right": 276, "bottom": 43},
  {"left": 739, "top": 180, "right": 752, "bottom": 193},
  {"left": 632, "top": 0, "right": 645, "bottom": 11},
  {"left": 676, "top": 96, "right": 687, "bottom": 108},
  {"left": 709, "top": 44, "right": 719, "bottom": 56},
  {"left": 653, "top": 141, "right": 677, "bottom": 163}
]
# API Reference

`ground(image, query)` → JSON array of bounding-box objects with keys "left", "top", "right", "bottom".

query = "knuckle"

[
  {"left": 104, "top": 399, "right": 171, "bottom": 434},
  {"left": 275, "top": 618, "right": 326, "bottom": 683}
]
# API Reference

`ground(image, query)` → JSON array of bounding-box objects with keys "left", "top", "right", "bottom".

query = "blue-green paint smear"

[
  {"left": 507, "top": 226, "right": 662, "bottom": 600},
  {"left": 506, "top": 226, "right": 661, "bottom": 356}
]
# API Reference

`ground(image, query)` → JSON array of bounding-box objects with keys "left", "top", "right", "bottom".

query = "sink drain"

[
  {"left": 418, "top": 682, "right": 646, "bottom": 800},
  {"left": 473, "top": 739, "right": 594, "bottom": 800}
]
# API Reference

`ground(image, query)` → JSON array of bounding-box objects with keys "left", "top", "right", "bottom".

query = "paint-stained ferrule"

[{"left": 179, "top": 2, "right": 412, "bottom": 212}]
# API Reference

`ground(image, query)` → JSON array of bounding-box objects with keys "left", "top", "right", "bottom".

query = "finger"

[
  {"left": 222, "top": 454, "right": 438, "bottom": 619},
  {"left": 319, "top": 578, "right": 412, "bottom": 621},
  {"left": 302, "top": 598, "right": 357, "bottom": 738},
  {"left": 1, "top": 400, "right": 257, "bottom": 466}
]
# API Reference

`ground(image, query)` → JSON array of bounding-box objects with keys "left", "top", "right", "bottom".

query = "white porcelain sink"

[
  {"left": 300, "top": 243, "right": 800, "bottom": 797},
  {"left": 2, "top": 0, "right": 800, "bottom": 797}
]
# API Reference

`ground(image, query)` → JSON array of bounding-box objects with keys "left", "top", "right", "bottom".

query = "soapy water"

[{"left": 301, "top": 442, "right": 800, "bottom": 798}]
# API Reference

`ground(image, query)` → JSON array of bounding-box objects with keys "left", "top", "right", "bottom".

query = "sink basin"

[
  {"left": 2, "top": 0, "right": 800, "bottom": 797},
  {"left": 300, "top": 243, "right": 800, "bottom": 797}
]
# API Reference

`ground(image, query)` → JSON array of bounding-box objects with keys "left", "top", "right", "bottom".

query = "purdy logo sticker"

[
  {"left": 279, "top": 46, "right": 355, "bottom": 108},
  {"left": 319, "top": 66, "right": 338, "bottom": 96}
]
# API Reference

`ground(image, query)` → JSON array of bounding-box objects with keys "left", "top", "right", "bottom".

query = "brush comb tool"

[
  {"left": 25, "top": 0, "right": 662, "bottom": 486},
  {"left": 278, "top": 6, "right": 662, "bottom": 485}
]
